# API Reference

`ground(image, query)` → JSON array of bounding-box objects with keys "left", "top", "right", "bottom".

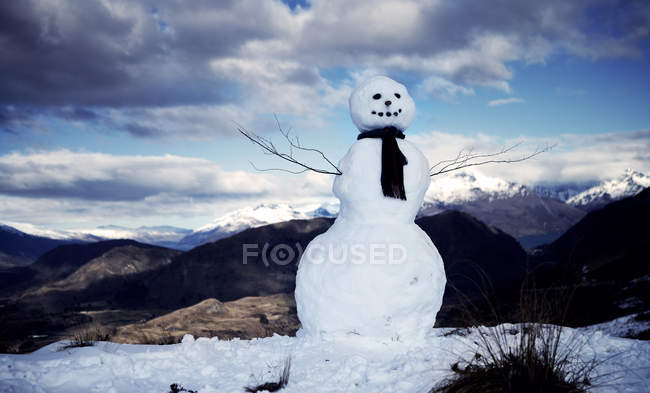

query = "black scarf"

[{"left": 357, "top": 126, "right": 408, "bottom": 200}]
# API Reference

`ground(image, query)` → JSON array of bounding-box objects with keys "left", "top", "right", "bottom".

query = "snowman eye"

[
  {"left": 373, "top": 93, "right": 381, "bottom": 100},
  {"left": 395, "top": 93, "right": 401, "bottom": 99}
]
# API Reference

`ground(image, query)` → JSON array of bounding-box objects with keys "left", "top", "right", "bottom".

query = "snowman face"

[{"left": 349, "top": 76, "right": 416, "bottom": 132}]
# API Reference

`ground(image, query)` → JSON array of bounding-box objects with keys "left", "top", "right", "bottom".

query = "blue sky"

[{"left": 1, "top": 0, "right": 649, "bottom": 230}]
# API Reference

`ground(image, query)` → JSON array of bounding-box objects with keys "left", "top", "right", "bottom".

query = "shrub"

[
  {"left": 244, "top": 357, "right": 291, "bottom": 392},
  {"left": 168, "top": 383, "right": 197, "bottom": 393},
  {"left": 431, "top": 281, "right": 599, "bottom": 393},
  {"left": 136, "top": 330, "right": 181, "bottom": 345},
  {"left": 59, "top": 324, "right": 111, "bottom": 350}
]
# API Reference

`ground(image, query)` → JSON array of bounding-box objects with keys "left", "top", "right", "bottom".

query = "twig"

[
  {"left": 429, "top": 143, "right": 555, "bottom": 177},
  {"left": 237, "top": 116, "right": 342, "bottom": 175}
]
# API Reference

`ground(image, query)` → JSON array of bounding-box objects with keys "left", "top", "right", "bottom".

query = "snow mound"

[
  {"left": 1, "top": 325, "right": 648, "bottom": 393},
  {"left": 579, "top": 313, "right": 649, "bottom": 339}
]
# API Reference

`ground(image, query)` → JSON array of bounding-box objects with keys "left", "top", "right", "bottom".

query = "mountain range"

[
  {"left": 566, "top": 169, "right": 650, "bottom": 211},
  {"left": 1, "top": 184, "right": 648, "bottom": 352},
  {"left": 1, "top": 170, "right": 647, "bottom": 261},
  {"left": 0, "top": 210, "right": 528, "bottom": 351},
  {"left": 421, "top": 171, "right": 587, "bottom": 248}
]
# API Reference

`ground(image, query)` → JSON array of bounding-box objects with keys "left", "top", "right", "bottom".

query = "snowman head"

[{"left": 349, "top": 76, "right": 416, "bottom": 132}]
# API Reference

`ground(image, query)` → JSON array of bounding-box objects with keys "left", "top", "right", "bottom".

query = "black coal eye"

[
  {"left": 395, "top": 93, "right": 401, "bottom": 99},
  {"left": 373, "top": 93, "right": 381, "bottom": 100}
]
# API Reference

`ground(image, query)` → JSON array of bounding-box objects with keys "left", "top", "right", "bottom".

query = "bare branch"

[
  {"left": 236, "top": 118, "right": 343, "bottom": 176},
  {"left": 248, "top": 161, "right": 309, "bottom": 175},
  {"left": 429, "top": 143, "right": 555, "bottom": 177}
]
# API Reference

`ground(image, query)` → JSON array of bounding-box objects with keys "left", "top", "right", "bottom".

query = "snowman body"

[{"left": 294, "top": 76, "right": 446, "bottom": 341}]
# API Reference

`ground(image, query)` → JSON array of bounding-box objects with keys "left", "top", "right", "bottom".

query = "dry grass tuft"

[
  {"left": 431, "top": 278, "right": 602, "bottom": 393},
  {"left": 59, "top": 324, "right": 111, "bottom": 350},
  {"left": 245, "top": 357, "right": 291, "bottom": 392}
]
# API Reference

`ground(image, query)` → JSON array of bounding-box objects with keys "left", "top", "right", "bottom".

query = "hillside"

[
  {"left": 0, "top": 224, "right": 83, "bottom": 267},
  {"left": 112, "top": 293, "right": 298, "bottom": 343},
  {"left": 422, "top": 171, "right": 586, "bottom": 247},
  {"left": 532, "top": 187, "right": 650, "bottom": 325}
]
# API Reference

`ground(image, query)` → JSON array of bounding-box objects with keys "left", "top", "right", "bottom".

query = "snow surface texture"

[
  {"left": 296, "top": 76, "right": 445, "bottom": 341},
  {"left": 349, "top": 76, "right": 415, "bottom": 132},
  {"left": 1, "top": 326, "right": 648, "bottom": 393}
]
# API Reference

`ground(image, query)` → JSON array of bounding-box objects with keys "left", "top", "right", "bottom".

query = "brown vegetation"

[{"left": 112, "top": 293, "right": 299, "bottom": 344}]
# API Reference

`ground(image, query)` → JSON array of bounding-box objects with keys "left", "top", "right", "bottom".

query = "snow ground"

[
  {"left": 1, "top": 326, "right": 648, "bottom": 393},
  {"left": 579, "top": 313, "right": 649, "bottom": 340}
]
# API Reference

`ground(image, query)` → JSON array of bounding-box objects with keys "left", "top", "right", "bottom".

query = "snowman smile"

[{"left": 371, "top": 108, "right": 402, "bottom": 117}]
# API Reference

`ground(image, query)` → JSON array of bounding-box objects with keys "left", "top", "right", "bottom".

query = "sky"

[{"left": 1, "top": 0, "right": 649, "bottom": 231}]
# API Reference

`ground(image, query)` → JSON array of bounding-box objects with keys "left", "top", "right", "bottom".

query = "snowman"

[{"left": 294, "top": 76, "right": 446, "bottom": 341}]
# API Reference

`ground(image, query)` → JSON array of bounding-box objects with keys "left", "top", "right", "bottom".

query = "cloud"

[
  {"left": 487, "top": 97, "right": 526, "bottom": 107},
  {"left": 1, "top": 128, "right": 649, "bottom": 227},
  {"left": 0, "top": 148, "right": 336, "bottom": 227},
  {"left": 1, "top": 0, "right": 648, "bottom": 137},
  {"left": 417, "top": 76, "right": 475, "bottom": 102},
  {"left": 0, "top": 150, "right": 277, "bottom": 200},
  {"left": 411, "top": 129, "right": 650, "bottom": 186}
]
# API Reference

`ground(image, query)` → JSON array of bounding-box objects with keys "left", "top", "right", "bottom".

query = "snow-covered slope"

[
  {"left": 568, "top": 169, "right": 650, "bottom": 210},
  {"left": 176, "top": 202, "right": 338, "bottom": 250},
  {"left": 1, "top": 324, "right": 647, "bottom": 393}
]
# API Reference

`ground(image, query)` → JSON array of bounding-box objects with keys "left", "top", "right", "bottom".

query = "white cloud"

[
  {"left": 0, "top": 149, "right": 336, "bottom": 228},
  {"left": 488, "top": 97, "right": 526, "bottom": 107},
  {"left": 1, "top": 129, "right": 649, "bottom": 228},
  {"left": 418, "top": 76, "right": 475, "bottom": 102},
  {"left": 0, "top": 150, "right": 276, "bottom": 200},
  {"left": 411, "top": 129, "right": 650, "bottom": 185}
]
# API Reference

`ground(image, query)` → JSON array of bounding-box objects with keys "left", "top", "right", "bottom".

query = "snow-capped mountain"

[
  {"left": 75, "top": 225, "right": 193, "bottom": 248},
  {"left": 4, "top": 203, "right": 339, "bottom": 251},
  {"left": 0, "top": 224, "right": 90, "bottom": 267},
  {"left": 3, "top": 222, "right": 189, "bottom": 248},
  {"left": 420, "top": 171, "right": 586, "bottom": 245},
  {"left": 176, "top": 202, "right": 339, "bottom": 250},
  {"left": 567, "top": 169, "right": 650, "bottom": 211},
  {"left": 2, "top": 222, "right": 101, "bottom": 241},
  {"left": 531, "top": 183, "right": 595, "bottom": 202},
  {"left": 425, "top": 170, "right": 528, "bottom": 204}
]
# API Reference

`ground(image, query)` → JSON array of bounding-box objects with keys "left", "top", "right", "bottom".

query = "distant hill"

[
  {"left": 145, "top": 217, "right": 335, "bottom": 308},
  {"left": 24, "top": 243, "right": 181, "bottom": 310},
  {"left": 0, "top": 239, "right": 177, "bottom": 298},
  {"left": 421, "top": 192, "right": 585, "bottom": 248},
  {"left": 130, "top": 211, "right": 528, "bottom": 315},
  {"left": 417, "top": 211, "right": 527, "bottom": 297},
  {"left": 4, "top": 211, "right": 529, "bottom": 315},
  {"left": 0, "top": 224, "right": 84, "bottom": 267},
  {"left": 112, "top": 293, "right": 299, "bottom": 343},
  {"left": 421, "top": 171, "right": 586, "bottom": 248},
  {"left": 532, "top": 187, "right": 650, "bottom": 325}
]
